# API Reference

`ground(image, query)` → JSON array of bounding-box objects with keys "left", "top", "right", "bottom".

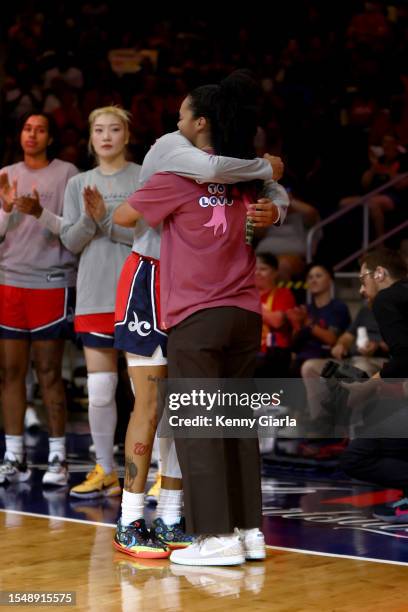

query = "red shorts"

[
  {"left": 75, "top": 313, "right": 115, "bottom": 349},
  {"left": 0, "top": 285, "right": 75, "bottom": 340},
  {"left": 75, "top": 313, "right": 115, "bottom": 334}
]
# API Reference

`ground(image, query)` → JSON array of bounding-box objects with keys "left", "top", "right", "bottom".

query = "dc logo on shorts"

[{"left": 128, "top": 311, "right": 152, "bottom": 336}]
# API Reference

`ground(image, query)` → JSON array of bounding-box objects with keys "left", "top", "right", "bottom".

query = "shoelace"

[
  {"left": 85, "top": 467, "right": 100, "bottom": 480},
  {"left": 195, "top": 534, "right": 219, "bottom": 549},
  {"left": 48, "top": 457, "right": 65, "bottom": 473},
  {"left": 0, "top": 460, "right": 16, "bottom": 474},
  {"left": 126, "top": 522, "right": 167, "bottom": 550}
]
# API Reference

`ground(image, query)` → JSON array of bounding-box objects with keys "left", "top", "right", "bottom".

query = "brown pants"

[{"left": 167, "top": 306, "right": 262, "bottom": 535}]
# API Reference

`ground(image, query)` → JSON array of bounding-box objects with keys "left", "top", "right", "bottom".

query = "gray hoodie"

[{"left": 60, "top": 163, "right": 140, "bottom": 314}]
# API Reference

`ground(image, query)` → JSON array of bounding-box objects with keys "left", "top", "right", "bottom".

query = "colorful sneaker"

[
  {"left": 70, "top": 464, "right": 121, "bottom": 499},
  {"left": 0, "top": 455, "right": 31, "bottom": 485},
  {"left": 170, "top": 533, "right": 245, "bottom": 566},
  {"left": 42, "top": 455, "right": 69, "bottom": 487},
  {"left": 113, "top": 518, "right": 170, "bottom": 559},
  {"left": 151, "top": 517, "right": 195, "bottom": 549},
  {"left": 373, "top": 497, "right": 408, "bottom": 523},
  {"left": 145, "top": 472, "right": 161, "bottom": 505},
  {"left": 236, "top": 528, "right": 266, "bottom": 560}
]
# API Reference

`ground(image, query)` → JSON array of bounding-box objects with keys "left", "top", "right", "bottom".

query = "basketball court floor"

[{"left": 1, "top": 424, "right": 408, "bottom": 610}]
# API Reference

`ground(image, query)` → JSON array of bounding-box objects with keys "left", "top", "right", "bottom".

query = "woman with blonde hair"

[{"left": 62, "top": 106, "right": 140, "bottom": 498}]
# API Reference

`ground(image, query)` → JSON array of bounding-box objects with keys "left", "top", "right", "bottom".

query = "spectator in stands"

[
  {"left": 340, "top": 134, "right": 408, "bottom": 237},
  {"left": 255, "top": 253, "right": 296, "bottom": 378},
  {"left": 288, "top": 263, "right": 351, "bottom": 378}
]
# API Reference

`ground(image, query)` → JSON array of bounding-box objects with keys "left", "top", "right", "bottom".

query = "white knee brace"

[{"left": 87, "top": 372, "right": 118, "bottom": 407}]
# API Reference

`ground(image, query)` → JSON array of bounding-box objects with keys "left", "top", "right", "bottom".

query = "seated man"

[
  {"left": 301, "top": 302, "right": 389, "bottom": 423},
  {"left": 339, "top": 248, "right": 408, "bottom": 523}
]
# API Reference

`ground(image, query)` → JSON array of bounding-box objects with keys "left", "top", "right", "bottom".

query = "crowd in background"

[{"left": 1, "top": 1, "right": 407, "bottom": 262}]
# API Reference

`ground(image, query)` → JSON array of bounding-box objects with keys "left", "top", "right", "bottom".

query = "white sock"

[
  {"left": 48, "top": 437, "right": 66, "bottom": 462},
  {"left": 88, "top": 372, "right": 118, "bottom": 475},
  {"left": 5, "top": 435, "right": 24, "bottom": 462},
  {"left": 121, "top": 490, "right": 145, "bottom": 526},
  {"left": 156, "top": 488, "right": 183, "bottom": 525}
]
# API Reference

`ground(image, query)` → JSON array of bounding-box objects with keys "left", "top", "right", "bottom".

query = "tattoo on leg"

[
  {"left": 133, "top": 442, "right": 150, "bottom": 456},
  {"left": 125, "top": 455, "right": 138, "bottom": 488}
]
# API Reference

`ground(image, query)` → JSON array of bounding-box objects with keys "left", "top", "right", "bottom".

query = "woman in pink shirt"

[{"left": 105, "top": 71, "right": 281, "bottom": 566}]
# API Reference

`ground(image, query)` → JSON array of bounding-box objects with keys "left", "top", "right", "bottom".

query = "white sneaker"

[
  {"left": 24, "top": 405, "right": 41, "bottom": 430},
  {"left": 42, "top": 456, "right": 69, "bottom": 487},
  {"left": 0, "top": 456, "right": 32, "bottom": 485},
  {"left": 236, "top": 528, "right": 266, "bottom": 560},
  {"left": 170, "top": 533, "right": 245, "bottom": 566}
]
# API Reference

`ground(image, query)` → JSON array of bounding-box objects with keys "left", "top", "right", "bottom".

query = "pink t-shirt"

[{"left": 128, "top": 172, "right": 261, "bottom": 330}]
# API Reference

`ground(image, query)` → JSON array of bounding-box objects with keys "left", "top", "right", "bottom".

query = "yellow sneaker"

[
  {"left": 69, "top": 464, "right": 121, "bottom": 499},
  {"left": 145, "top": 472, "right": 161, "bottom": 505}
]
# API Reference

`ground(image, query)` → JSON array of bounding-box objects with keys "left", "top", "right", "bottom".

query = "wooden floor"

[{"left": 2, "top": 512, "right": 408, "bottom": 612}]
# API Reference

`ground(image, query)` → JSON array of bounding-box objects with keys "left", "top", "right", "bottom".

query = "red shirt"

[
  {"left": 128, "top": 172, "right": 261, "bottom": 329},
  {"left": 260, "top": 287, "right": 296, "bottom": 351}
]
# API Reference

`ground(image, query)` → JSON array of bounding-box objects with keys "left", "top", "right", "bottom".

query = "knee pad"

[{"left": 87, "top": 372, "right": 118, "bottom": 408}]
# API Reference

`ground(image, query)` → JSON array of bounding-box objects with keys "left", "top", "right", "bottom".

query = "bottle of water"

[
  {"left": 356, "top": 326, "right": 369, "bottom": 350},
  {"left": 245, "top": 216, "right": 254, "bottom": 245}
]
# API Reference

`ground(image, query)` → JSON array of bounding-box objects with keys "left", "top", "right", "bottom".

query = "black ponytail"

[
  {"left": 188, "top": 69, "right": 259, "bottom": 159},
  {"left": 214, "top": 69, "right": 259, "bottom": 159}
]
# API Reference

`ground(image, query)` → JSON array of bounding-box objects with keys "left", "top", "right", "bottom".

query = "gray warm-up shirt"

[
  {"left": 60, "top": 163, "right": 141, "bottom": 315},
  {"left": 0, "top": 159, "right": 78, "bottom": 288}
]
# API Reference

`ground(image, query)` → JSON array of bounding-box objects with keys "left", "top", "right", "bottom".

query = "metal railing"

[{"left": 306, "top": 172, "right": 408, "bottom": 276}]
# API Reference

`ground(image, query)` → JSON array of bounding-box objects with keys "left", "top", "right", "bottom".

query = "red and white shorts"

[
  {"left": 114, "top": 252, "right": 167, "bottom": 364},
  {"left": 0, "top": 285, "right": 75, "bottom": 340},
  {"left": 75, "top": 313, "right": 115, "bottom": 349}
]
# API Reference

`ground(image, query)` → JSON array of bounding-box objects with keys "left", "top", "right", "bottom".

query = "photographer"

[
  {"left": 340, "top": 249, "right": 408, "bottom": 522},
  {"left": 301, "top": 302, "right": 387, "bottom": 427}
]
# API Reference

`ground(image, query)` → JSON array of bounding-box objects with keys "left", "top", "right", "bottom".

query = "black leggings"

[{"left": 340, "top": 438, "right": 408, "bottom": 495}]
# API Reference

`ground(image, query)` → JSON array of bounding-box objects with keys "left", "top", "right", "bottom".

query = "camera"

[
  {"left": 320, "top": 360, "right": 368, "bottom": 382},
  {"left": 314, "top": 361, "right": 368, "bottom": 436}
]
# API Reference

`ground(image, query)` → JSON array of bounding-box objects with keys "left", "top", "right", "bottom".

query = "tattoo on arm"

[
  {"left": 124, "top": 455, "right": 138, "bottom": 489},
  {"left": 133, "top": 442, "right": 150, "bottom": 456}
]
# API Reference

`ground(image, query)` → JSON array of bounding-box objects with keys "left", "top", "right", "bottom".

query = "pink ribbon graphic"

[{"left": 203, "top": 206, "right": 227, "bottom": 236}]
